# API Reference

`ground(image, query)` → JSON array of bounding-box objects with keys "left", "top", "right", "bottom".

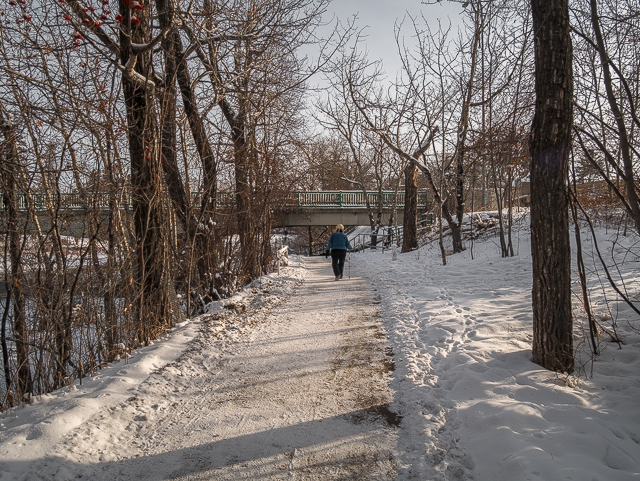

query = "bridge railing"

[
  {"left": 0, "top": 192, "right": 230, "bottom": 211},
  {"left": 1, "top": 190, "right": 429, "bottom": 211},
  {"left": 291, "top": 190, "right": 429, "bottom": 208},
  {"left": 0, "top": 192, "right": 117, "bottom": 210}
]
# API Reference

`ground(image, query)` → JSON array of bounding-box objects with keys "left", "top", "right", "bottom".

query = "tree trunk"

[
  {"left": 450, "top": 4, "right": 482, "bottom": 254},
  {"left": 158, "top": 0, "right": 221, "bottom": 301},
  {"left": 158, "top": 30, "right": 187, "bottom": 225},
  {"left": 213, "top": 57, "right": 259, "bottom": 283},
  {"left": 402, "top": 163, "right": 418, "bottom": 252},
  {"left": 530, "top": 0, "right": 574, "bottom": 373},
  {"left": 507, "top": 168, "right": 514, "bottom": 257},
  {"left": 0, "top": 111, "right": 32, "bottom": 402},
  {"left": 120, "top": 3, "right": 173, "bottom": 344},
  {"left": 492, "top": 165, "right": 508, "bottom": 257}
]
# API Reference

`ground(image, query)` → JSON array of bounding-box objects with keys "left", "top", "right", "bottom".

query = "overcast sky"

[{"left": 323, "top": 0, "right": 463, "bottom": 78}]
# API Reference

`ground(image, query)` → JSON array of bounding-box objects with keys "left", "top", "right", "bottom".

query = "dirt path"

[{"left": 59, "top": 257, "right": 399, "bottom": 480}]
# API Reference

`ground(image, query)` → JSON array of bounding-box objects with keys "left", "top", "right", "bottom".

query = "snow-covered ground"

[
  {"left": 0, "top": 264, "right": 307, "bottom": 480},
  {"left": 1, "top": 217, "right": 639, "bottom": 480},
  {"left": 0, "top": 257, "right": 400, "bottom": 480},
  {"left": 351, "top": 218, "right": 640, "bottom": 480}
]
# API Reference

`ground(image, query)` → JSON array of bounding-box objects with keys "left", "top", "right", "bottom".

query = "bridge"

[
  {"left": 0, "top": 190, "right": 430, "bottom": 234},
  {"left": 283, "top": 190, "right": 429, "bottom": 226}
]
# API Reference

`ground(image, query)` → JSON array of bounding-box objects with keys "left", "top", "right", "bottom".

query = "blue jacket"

[{"left": 326, "top": 231, "right": 352, "bottom": 251}]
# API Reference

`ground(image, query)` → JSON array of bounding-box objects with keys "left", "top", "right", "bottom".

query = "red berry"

[
  {"left": 73, "top": 31, "right": 82, "bottom": 39},
  {"left": 93, "top": 21, "right": 100, "bottom": 27},
  {"left": 134, "top": 3, "right": 142, "bottom": 10},
  {"left": 99, "top": 14, "right": 107, "bottom": 20},
  {"left": 64, "top": 14, "right": 71, "bottom": 20},
  {"left": 9, "top": 1, "right": 16, "bottom": 5},
  {"left": 82, "top": 18, "right": 91, "bottom": 24},
  {"left": 23, "top": 14, "right": 31, "bottom": 21},
  {"left": 103, "top": 10, "right": 111, "bottom": 14},
  {"left": 131, "top": 15, "right": 140, "bottom": 23},
  {"left": 115, "top": 13, "right": 123, "bottom": 21},
  {"left": 82, "top": 8, "right": 88, "bottom": 12}
]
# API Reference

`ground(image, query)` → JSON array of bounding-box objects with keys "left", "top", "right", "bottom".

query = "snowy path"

[{"left": 1, "top": 257, "right": 398, "bottom": 480}]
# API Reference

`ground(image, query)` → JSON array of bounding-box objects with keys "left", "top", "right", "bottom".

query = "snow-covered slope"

[{"left": 352, "top": 220, "right": 640, "bottom": 480}]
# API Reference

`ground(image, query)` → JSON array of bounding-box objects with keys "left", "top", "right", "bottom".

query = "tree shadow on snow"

[{"left": 10, "top": 406, "right": 399, "bottom": 480}]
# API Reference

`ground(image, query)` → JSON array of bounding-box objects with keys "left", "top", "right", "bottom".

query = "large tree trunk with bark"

[
  {"left": 158, "top": 0, "right": 222, "bottom": 298},
  {"left": 121, "top": 3, "right": 173, "bottom": 345},
  {"left": 530, "top": 0, "right": 574, "bottom": 373},
  {"left": 402, "top": 163, "right": 418, "bottom": 252}
]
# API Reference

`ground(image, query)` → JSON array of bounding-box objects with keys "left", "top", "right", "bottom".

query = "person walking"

[{"left": 325, "top": 224, "right": 352, "bottom": 280}]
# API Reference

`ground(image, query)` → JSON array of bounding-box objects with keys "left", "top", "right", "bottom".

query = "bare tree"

[
  {"left": 0, "top": 103, "right": 32, "bottom": 406},
  {"left": 185, "top": 0, "right": 331, "bottom": 282},
  {"left": 571, "top": 0, "right": 640, "bottom": 233},
  {"left": 316, "top": 56, "right": 402, "bottom": 246},
  {"left": 530, "top": 0, "right": 574, "bottom": 373},
  {"left": 340, "top": 3, "right": 487, "bottom": 254}
]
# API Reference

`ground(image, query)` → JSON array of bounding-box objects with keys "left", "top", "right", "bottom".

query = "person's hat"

[{"left": 336, "top": 224, "right": 344, "bottom": 231}]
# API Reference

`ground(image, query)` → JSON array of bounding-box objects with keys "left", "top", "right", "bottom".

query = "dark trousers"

[{"left": 331, "top": 250, "right": 347, "bottom": 276}]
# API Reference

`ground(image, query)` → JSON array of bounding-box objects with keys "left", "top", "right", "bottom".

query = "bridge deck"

[
  {"left": 1, "top": 191, "right": 430, "bottom": 229},
  {"left": 1, "top": 190, "right": 428, "bottom": 211},
  {"left": 283, "top": 191, "right": 429, "bottom": 226}
]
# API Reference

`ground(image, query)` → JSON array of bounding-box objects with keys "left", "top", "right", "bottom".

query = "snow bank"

[{"left": 0, "top": 257, "right": 306, "bottom": 481}]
